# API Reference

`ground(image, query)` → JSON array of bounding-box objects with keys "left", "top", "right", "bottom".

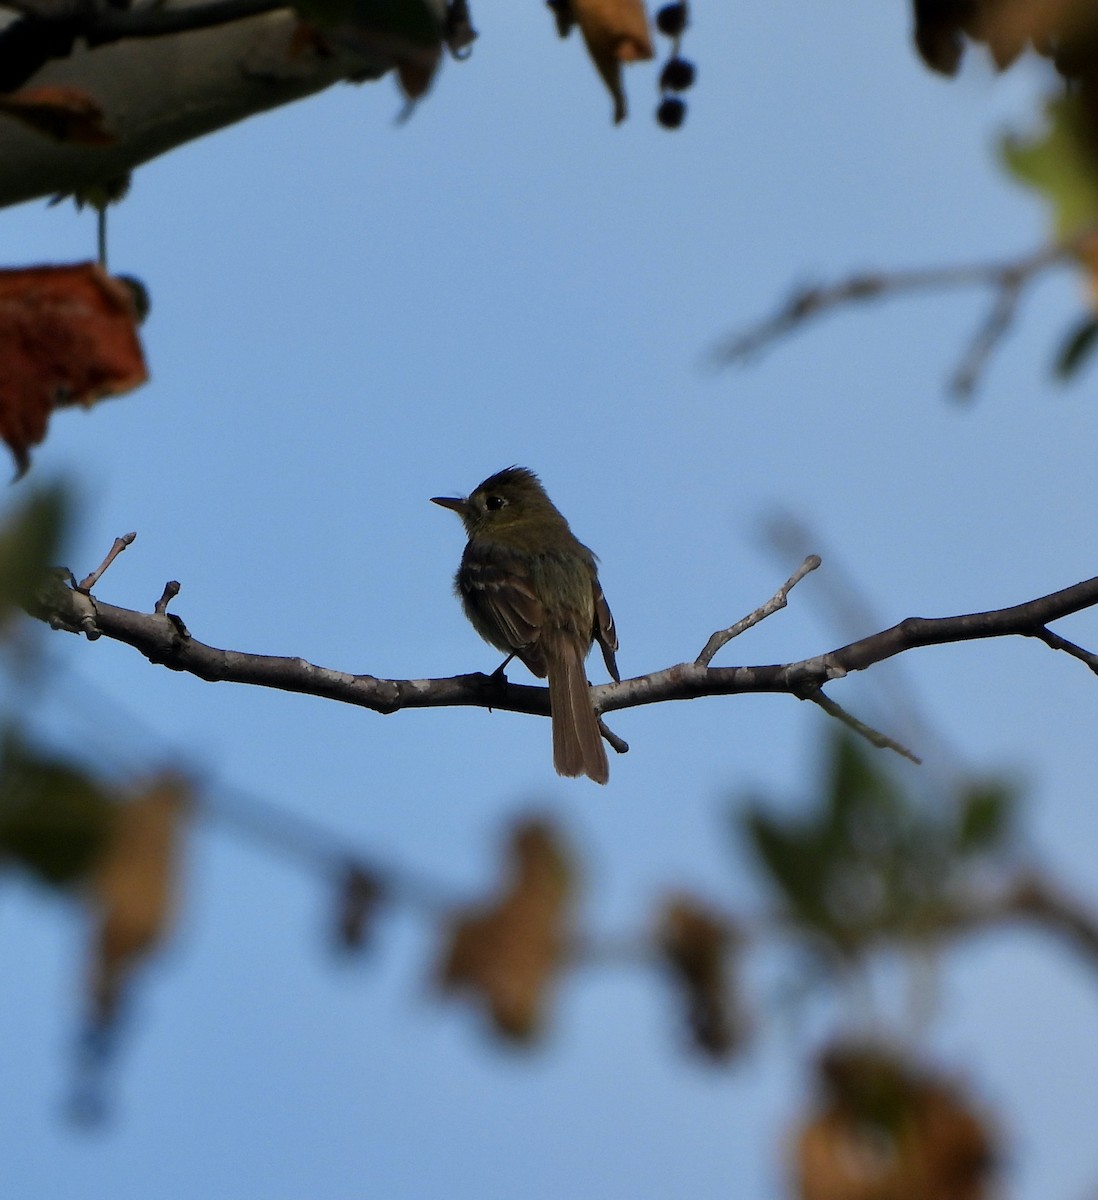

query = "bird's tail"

[{"left": 544, "top": 635, "right": 609, "bottom": 785}]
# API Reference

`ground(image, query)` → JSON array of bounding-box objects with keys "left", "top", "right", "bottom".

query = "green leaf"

[
  {"left": 0, "top": 485, "right": 68, "bottom": 629},
  {"left": 1000, "top": 95, "right": 1098, "bottom": 238},
  {"left": 744, "top": 806, "right": 834, "bottom": 933},
  {"left": 956, "top": 779, "right": 1016, "bottom": 855},
  {"left": 0, "top": 735, "right": 115, "bottom": 887},
  {"left": 1054, "top": 313, "right": 1098, "bottom": 379}
]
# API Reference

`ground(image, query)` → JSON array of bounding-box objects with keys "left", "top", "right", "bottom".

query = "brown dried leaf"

[
  {"left": 913, "top": 0, "right": 1096, "bottom": 74},
  {"left": 977, "top": 0, "right": 1091, "bottom": 66},
  {"left": 0, "top": 263, "right": 148, "bottom": 477},
  {"left": 87, "top": 773, "right": 191, "bottom": 1028},
  {"left": 1077, "top": 229, "right": 1098, "bottom": 309},
  {"left": 395, "top": 52, "right": 440, "bottom": 100},
  {"left": 437, "top": 819, "right": 574, "bottom": 1041},
  {"left": 0, "top": 85, "right": 115, "bottom": 145},
  {"left": 795, "top": 1043, "right": 997, "bottom": 1200},
  {"left": 659, "top": 894, "right": 746, "bottom": 1059},
  {"left": 570, "top": 0, "right": 653, "bottom": 123}
]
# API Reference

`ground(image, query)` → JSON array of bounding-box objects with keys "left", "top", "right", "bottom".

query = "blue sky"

[{"left": 4, "top": 2, "right": 1098, "bottom": 1198}]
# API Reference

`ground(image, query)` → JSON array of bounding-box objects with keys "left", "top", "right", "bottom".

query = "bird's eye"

[{"left": 485, "top": 494, "right": 506, "bottom": 511}]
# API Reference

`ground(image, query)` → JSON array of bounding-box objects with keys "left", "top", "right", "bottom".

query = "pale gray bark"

[{"left": 0, "top": 3, "right": 406, "bottom": 209}]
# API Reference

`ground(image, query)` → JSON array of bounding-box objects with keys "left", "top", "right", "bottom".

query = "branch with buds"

[{"left": 26, "top": 533, "right": 1098, "bottom": 765}]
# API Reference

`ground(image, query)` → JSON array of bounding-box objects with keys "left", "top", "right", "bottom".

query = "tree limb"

[
  {"left": 0, "top": 0, "right": 429, "bottom": 208},
  {"left": 938, "top": 873, "right": 1098, "bottom": 976},
  {"left": 28, "top": 564, "right": 1098, "bottom": 757}
]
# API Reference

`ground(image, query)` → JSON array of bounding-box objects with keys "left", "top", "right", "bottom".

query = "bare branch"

[
  {"left": 800, "top": 686, "right": 921, "bottom": 764},
  {"left": 597, "top": 717, "right": 629, "bottom": 756},
  {"left": 27, "top": 568, "right": 1098, "bottom": 751},
  {"left": 713, "top": 231, "right": 1095, "bottom": 399},
  {"left": 1005, "top": 873, "right": 1098, "bottom": 971},
  {"left": 1031, "top": 625, "right": 1098, "bottom": 676},
  {"left": 948, "top": 268, "right": 1027, "bottom": 399},
  {"left": 77, "top": 531, "right": 135, "bottom": 592},
  {"left": 943, "top": 873, "right": 1098, "bottom": 977},
  {"left": 154, "top": 580, "right": 181, "bottom": 616},
  {"left": 695, "top": 554, "right": 820, "bottom": 667}
]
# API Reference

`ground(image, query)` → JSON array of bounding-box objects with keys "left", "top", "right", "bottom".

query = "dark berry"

[
  {"left": 660, "top": 56, "right": 696, "bottom": 91},
  {"left": 655, "top": 2, "right": 687, "bottom": 37},
  {"left": 656, "top": 96, "right": 686, "bottom": 129}
]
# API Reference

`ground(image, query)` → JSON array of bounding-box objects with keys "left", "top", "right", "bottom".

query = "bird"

[{"left": 432, "top": 466, "right": 619, "bottom": 784}]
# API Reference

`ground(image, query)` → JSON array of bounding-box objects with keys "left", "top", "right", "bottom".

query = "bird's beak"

[{"left": 430, "top": 495, "right": 467, "bottom": 515}]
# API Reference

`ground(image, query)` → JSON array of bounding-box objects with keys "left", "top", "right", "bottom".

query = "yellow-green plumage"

[{"left": 432, "top": 467, "right": 619, "bottom": 784}]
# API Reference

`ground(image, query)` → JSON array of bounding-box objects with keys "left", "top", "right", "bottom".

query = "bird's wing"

[
  {"left": 592, "top": 577, "right": 620, "bottom": 682},
  {"left": 458, "top": 552, "right": 546, "bottom": 669}
]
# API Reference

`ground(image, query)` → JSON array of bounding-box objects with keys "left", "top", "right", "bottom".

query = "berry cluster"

[{"left": 654, "top": 2, "right": 695, "bottom": 129}]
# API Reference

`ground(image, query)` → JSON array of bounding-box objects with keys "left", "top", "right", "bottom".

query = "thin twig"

[
  {"left": 77, "top": 532, "right": 135, "bottom": 592},
  {"left": 1030, "top": 625, "right": 1098, "bottom": 676},
  {"left": 696, "top": 554, "right": 821, "bottom": 667},
  {"left": 761, "top": 511, "right": 964, "bottom": 773},
  {"left": 949, "top": 270, "right": 1026, "bottom": 400},
  {"left": 205, "top": 780, "right": 456, "bottom": 911},
  {"left": 1006, "top": 873, "right": 1098, "bottom": 970},
  {"left": 800, "top": 686, "right": 921, "bottom": 764},
  {"left": 597, "top": 718, "right": 629, "bottom": 756},
  {"left": 713, "top": 230, "right": 1095, "bottom": 398},
  {"left": 96, "top": 208, "right": 107, "bottom": 270},
  {"left": 154, "top": 581, "right": 180, "bottom": 616},
  {"left": 940, "top": 872, "right": 1098, "bottom": 977}
]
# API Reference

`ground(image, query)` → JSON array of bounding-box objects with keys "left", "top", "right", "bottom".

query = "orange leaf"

[
  {"left": 795, "top": 1043, "right": 997, "bottom": 1200},
  {"left": 1077, "top": 228, "right": 1098, "bottom": 308},
  {"left": 570, "top": 0, "right": 653, "bottom": 122},
  {"left": 0, "top": 85, "right": 115, "bottom": 145},
  {"left": 914, "top": 0, "right": 1097, "bottom": 75},
  {"left": 437, "top": 819, "right": 574, "bottom": 1040},
  {"left": 0, "top": 263, "right": 148, "bottom": 477},
  {"left": 87, "top": 774, "right": 191, "bottom": 1029},
  {"left": 395, "top": 53, "right": 440, "bottom": 101}
]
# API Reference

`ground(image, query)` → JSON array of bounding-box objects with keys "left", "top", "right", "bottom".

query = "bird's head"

[{"left": 431, "top": 466, "right": 562, "bottom": 538}]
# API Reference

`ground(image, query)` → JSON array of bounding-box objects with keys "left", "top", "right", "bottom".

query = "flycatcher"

[{"left": 432, "top": 467, "right": 619, "bottom": 784}]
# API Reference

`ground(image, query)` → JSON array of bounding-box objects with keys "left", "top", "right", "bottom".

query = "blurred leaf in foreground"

[
  {"left": 0, "top": 484, "right": 67, "bottom": 635},
  {"left": 437, "top": 817, "right": 574, "bottom": 1041},
  {"left": 1001, "top": 94, "right": 1098, "bottom": 239},
  {"left": 87, "top": 772, "right": 192, "bottom": 1028},
  {"left": 0, "top": 735, "right": 114, "bottom": 887},
  {"left": 794, "top": 1041, "right": 997, "bottom": 1200},
  {"left": 658, "top": 893, "right": 748, "bottom": 1060},
  {"left": 0, "top": 263, "right": 147, "bottom": 477},
  {"left": 741, "top": 731, "right": 1018, "bottom": 959}
]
